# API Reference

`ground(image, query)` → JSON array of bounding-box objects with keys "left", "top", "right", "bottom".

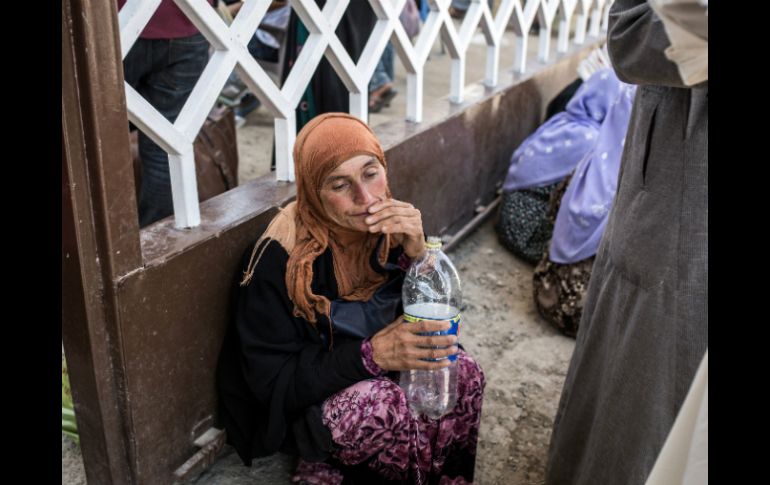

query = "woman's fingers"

[
  {"left": 368, "top": 199, "right": 413, "bottom": 213},
  {"left": 409, "top": 319, "right": 452, "bottom": 334},
  {"left": 402, "top": 319, "right": 458, "bottom": 364},
  {"left": 366, "top": 209, "right": 420, "bottom": 233},
  {"left": 413, "top": 334, "right": 457, "bottom": 347},
  {"left": 366, "top": 200, "right": 419, "bottom": 225},
  {"left": 366, "top": 200, "right": 425, "bottom": 257},
  {"left": 411, "top": 344, "right": 459, "bottom": 360},
  {"left": 372, "top": 316, "right": 460, "bottom": 371},
  {"left": 365, "top": 205, "right": 416, "bottom": 224}
]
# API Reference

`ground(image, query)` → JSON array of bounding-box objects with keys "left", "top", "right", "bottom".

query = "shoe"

[
  {"left": 369, "top": 88, "right": 398, "bottom": 113},
  {"left": 449, "top": 7, "right": 466, "bottom": 19},
  {"left": 236, "top": 93, "right": 261, "bottom": 118}
]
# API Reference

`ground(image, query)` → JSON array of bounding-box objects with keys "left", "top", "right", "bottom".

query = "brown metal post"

[{"left": 62, "top": 0, "right": 143, "bottom": 481}]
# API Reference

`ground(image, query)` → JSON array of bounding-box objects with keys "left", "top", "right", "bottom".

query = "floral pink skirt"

[{"left": 293, "top": 351, "right": 485, "bottom": 484}]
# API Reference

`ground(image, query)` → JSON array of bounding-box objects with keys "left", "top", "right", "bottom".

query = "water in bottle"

[{"left": 399, "top": 236, "right": 462, "bottom": 419}]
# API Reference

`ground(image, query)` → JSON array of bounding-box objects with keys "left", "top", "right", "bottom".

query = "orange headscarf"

[{"left": 242, "top": 113, "right": 391, "bottom": 327}]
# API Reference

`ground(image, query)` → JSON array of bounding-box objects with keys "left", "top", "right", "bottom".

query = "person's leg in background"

[
  {"left": 235, "top": 33, "right": 283, "bottom": 117},
  {"left": 382, "top": 39, "right": 394, "bottom": 84},
  {"left": 449, "top": 0, "right": 470, "bottom": 19},
  {"left": 124, "top": 33, "right": 210, "bottom": 227},
  {"left": 368, "top": 42, "right": 397, "bottom": 113},
  {"left": 449, "top": 1, "right": 497, "bottom": 19},
  {"left": 248, "top": 34, "right": 280, "bottom": 62}
]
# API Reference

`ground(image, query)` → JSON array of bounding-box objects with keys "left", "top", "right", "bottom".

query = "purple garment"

[
  {"left": 503, "top": 69, "right": 624, "bottom": 191},
  {"left": 360, "top": 338, "right": 385, "bottom": 376},
  {"left": 549, "top": 80, "right": 637, "bottom": 264},
  {"left": 293, "top": 351, "right": 485, "bottom": 484}
]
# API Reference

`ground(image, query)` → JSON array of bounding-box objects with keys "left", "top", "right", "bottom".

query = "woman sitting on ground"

[{"left": 217, "top": 113, "right": 485, "bottom": 483}]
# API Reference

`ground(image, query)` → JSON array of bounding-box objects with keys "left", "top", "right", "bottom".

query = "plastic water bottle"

[{"left": 399, "top": 236, "right": 462, "bottom": 419}]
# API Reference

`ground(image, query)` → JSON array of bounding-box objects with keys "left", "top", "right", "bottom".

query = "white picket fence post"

[{"left": 118, "top": 0, "right": 611, "bottom": 228}]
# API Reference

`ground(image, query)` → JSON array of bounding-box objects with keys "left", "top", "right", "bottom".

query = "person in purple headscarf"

[
  {"left": 496, "top": 68, "right": 624, "bottom": 264},
  {"left": 532, "top": 78, "right": 636, "bottom": 337}
]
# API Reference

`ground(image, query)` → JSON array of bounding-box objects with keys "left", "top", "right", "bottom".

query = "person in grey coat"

[{"left": 544, "top": 1, "right": 708, "bottom": 484}]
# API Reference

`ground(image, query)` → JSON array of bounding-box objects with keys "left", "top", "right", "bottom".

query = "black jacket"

[{"left": 216, "top": 237, "right": 405, "bottom": 465}]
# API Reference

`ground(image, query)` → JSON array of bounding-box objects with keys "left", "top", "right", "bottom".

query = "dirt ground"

[
  {"left": 62, "top": 217, "right": 576, "bottom": 484},
  {"left": 447, "top": 219, "right": 576, "bottom": 484}
]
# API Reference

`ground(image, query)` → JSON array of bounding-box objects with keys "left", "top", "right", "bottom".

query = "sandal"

[
  {"left": 449, "top": 7, "right": 466, "bottom": 19},
  {"left": 369, "top": 88, "right": 398, "bottom": 113}
]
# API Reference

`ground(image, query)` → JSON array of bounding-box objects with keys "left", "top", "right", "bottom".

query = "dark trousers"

[{"left": 123, "top": 33, "right": 209, "bottom": 227}]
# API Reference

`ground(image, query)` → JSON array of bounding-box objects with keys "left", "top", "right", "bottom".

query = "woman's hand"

[
  {"left": 365, "top": 199, "right": 426, "bottom": 258},
  {"left": 370, "top": 315, "right": 458, "bottom": 371}
]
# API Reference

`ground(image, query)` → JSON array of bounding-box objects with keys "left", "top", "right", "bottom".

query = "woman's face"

[{"left": 319, "top": 154, "right": 388, "bottom": 232}]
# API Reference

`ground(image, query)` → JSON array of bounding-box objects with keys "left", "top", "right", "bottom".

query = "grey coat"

[{"left": 545, "top": 1, "right": 708, "bottom": 484}]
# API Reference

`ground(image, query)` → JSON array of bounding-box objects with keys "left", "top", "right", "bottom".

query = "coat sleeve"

[
  {"left": 234, "top": 240, "right": 374, "bottom": 424},
  {"left": 607, "top": 0, "right": 689, "bottom": 87}
]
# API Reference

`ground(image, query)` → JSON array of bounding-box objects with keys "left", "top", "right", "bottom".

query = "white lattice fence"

[{"left": 118, "top": 0, "right": 611, "bottom": 228}]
